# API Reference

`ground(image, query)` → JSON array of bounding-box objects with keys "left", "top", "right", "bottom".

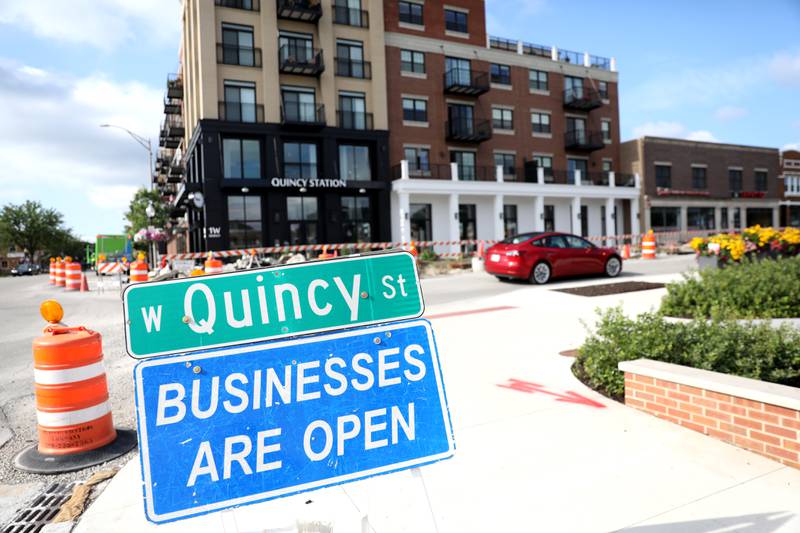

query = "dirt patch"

[{"left": 554, "top": 281, "right": 665, "bottom": 297}]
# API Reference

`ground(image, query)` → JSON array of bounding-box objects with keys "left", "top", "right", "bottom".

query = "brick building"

[
  {"left": 620, "top": 137, "right": 781, "bottom": 234},
  {"left": 780, "top": 149, "right": 800, "bottom": 227}
]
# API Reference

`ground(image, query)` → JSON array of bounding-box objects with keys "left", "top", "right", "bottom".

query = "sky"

[{"left": 0, "top": 0, "right": 799, "bottom": 240}]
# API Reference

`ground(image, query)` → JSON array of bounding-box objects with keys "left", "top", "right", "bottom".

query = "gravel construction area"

[{"left": 554, "top": 281, "right": 666, "bottom": 297}]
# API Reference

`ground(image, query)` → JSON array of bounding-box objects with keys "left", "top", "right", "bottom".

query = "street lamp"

[
  {"left": 99, "top": 124, "right": 153, "bottom": 190},
  {"left": 145, "top": 202, "right": 157, "bottom": 269}
]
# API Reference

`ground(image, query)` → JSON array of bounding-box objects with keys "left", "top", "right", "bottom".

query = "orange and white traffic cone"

[
  {"left": 477, "top": 240, "right": 485, "bottom": 259},
  {"left": 204, "top": 252, "right": 223, "bottom": 275},
  {"left": 64, "top": 257, "right": 81, "bottom": 291},
  {"left": 409, "top": 241, "right": 418, "bottom": 257},
  {"left": 622, "top": 243, "right": 631, "bottom": 260},
  {"left": 80, "top": 273, "right": 90, "bottom": 292},
  {"left": 641, "top": 230, "right": 657, "bottom": 260},
  {"left": 129, "top": 253, "right": 149, "bottom": 282},
  {"left": 54, "top": 257, "right": 65, "bottom": 288},
  {"left": 48, "top": 258, "right": 56, "bottom": 285}
]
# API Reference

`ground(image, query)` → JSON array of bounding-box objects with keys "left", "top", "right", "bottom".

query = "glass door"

[
  {"left": 568, "top": 158, "right": 588, "bottom": 185},
  {"left": 445, "top": 57, "right": 471, "bottom": 86},
  {"left": 451, "top": 151, "right": 476, "bottom": 180}
]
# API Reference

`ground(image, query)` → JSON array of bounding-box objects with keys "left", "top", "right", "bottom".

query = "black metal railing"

[
  {"left": 279, "top": 44, "right": 324, "bottom": 75},
  {"left": 443, "top": 68, "right": 490, "bottom": 95},
  {"left": 408, "top": 164, "right": 454, "bottom": 180},
  {"left": 489, "top": 36, "right": 517, "bottom": 52},
  {"left": 523, "top": 41, "right": 551, "bottom": 58},
  {"left": 589, "top": 55, "right": 611, "bottom": 70},
  {"left": 164, "top": 97, "right": 181, "bottom": 114},
  {"left": 563, "top": 87, "right": 603, "bottom": 110},
  {"left": 617, "top": 173, "right": 636, "bottom": 187},
  {"left": 218, "top": 101, "right": 265, "bottom": 122},
  {"left": 584, "top": 171, "right": 609, "bottom": 186},
  {"left": 558, "top": 49, "right": 583, "bottom": 65},
  {"left": 565, "top": 129, "right": 605, "bottom": 151},
  {"left": 337, "top": 110, "right": 373, "bottom": 130},
  {"left": 275, "top": 0, "right": 320, "bottom": 20},
  {"left": 445, "top": 119, "right": 492, "bottom": 142},
  {"left": 335, "top": 58, "right": 371, "bottom": 79},
  {"left": 333, "top": 3, "right": 369, "bottom": 27},
  {"left": 281, "top": 103, "right": 326, "bottom": 125},
  {"left": 217, "top": 44, "right": 262, "bottom": 67},
  {"left": 217, "top": 0, "right": 260, "bottom": 10},
  {"left": 452, "top": 165, "right": 496, "bottom": 181},
  {"left": 521, "top": 162, "right": 556, "bottom": 183},
  {"left": 167, "top": 73, "right": 182, "bottom": 99}
]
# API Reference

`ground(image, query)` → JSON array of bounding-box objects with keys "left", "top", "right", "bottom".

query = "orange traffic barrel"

[
  {"left": 318, "top": 245, "right": 333, "bottom": 260},
  {"left": 641, "top": 230, "right": 656, "bottom": 260},
  {"left": 54, "top": 258, "right": 65, "bottom": 287},
  {"left": 204, "top": 252, "right": 223, "bottom": 275},
  {"left": 409, "top": 241, "right": 418, "bottom": 257},
  {"left": 64, "top": 260, "right": 81, "bottom": 291},
  {"left": 48, "top": 258, "right": 56, "bottom": 285},
  {"left": 129, "top": 253, "right": 149, "bottom": 283}
]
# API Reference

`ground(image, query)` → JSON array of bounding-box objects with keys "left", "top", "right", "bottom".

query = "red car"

[{"left": 485, "top": 232, "right": 623, "bottom": 284}]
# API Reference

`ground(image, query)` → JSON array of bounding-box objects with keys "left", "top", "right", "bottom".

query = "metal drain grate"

[{"left": 1, "top": 482, "right": 74, "bottom": 533}]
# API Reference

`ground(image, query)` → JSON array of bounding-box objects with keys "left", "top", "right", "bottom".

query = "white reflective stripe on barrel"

[
  {"left": 36, "top": 400, "right": 111, "bottom": 427},
  {"left": 34, "top": 361, "right": 105, "bottom": 385}
]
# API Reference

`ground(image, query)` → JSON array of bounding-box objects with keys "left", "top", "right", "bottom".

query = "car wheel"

[
  {"left": 605, "top": 256, "right": 622, "bottom": 278},
  {"left": 529, "top": 262, "right": 551, "bottom": 284}
]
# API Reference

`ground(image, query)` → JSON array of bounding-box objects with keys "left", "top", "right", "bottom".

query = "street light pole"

[{"left": 99, "top": 124, "right": 153, "bottom": 191}]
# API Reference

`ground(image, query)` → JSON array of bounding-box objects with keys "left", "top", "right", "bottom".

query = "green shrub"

[
  {"left": 574, "top": 307, "right": 800, "bottom": 401},
  {"left": 660, "top": 256, "right": 800, "bottom": 319}
]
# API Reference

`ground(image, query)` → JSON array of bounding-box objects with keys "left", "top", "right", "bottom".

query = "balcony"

[
  {"left": 276, "top": 0, "right": 321, "bottom": 22},
  {"left": 337, "top": 110, "right": 373, "bottom": 130},
  {"left": 279, "top": 45, "right": 324, "bottom": 76},
  {"left": 335, "top": 58, "right": 371, "bottom": 79},
  {"left": 333, "top": 3, "right": 369, "bottom": 27},
  {"left": 446, "top": 119, "right": 492, "bottom": 143},
  {"left": 443, "top": 68, "right": 490, "bottom": 96},
  {"left": 584, "top": 171, "right": 610, "bottom": 186},
  {"left": 217, "top": 44, "right": 262, "bottom": 67},
  {"left": 164, "top": 97, "right": 181, "bottom": 115},
  {"left": 616, "top": 173, "right": 636, "bottom": 187},
  {"left": 218, "top": 101, "right": 265, "bottom": 123},
  {"left": 281, "top": 103, "right": 326, "bottom": 127},
  {"left": 166, "top": 74, "right": 182, "bottom": 99},
  {"left": 521, "top": 162, "right": 556, "bottom": 183},
  {"left": 563, "top": 87, "right": 603, "bottom": 111},
  {"left": 216, "top": 0, "right": 260, "bottom": 10},
  {"left": 167, "top": 163, "right": 184, "bottom": 184},
  {"left": 565, "top": 129, "right": 604, "bottom": 152}
]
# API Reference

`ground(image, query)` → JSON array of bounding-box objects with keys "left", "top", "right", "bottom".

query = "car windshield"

[{"left": 502, "top": 232, "right": 542, "bottom": 244}]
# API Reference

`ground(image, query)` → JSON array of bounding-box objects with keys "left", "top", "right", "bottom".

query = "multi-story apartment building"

[
  {"left": 621, "top": 137, "right": 781, "bottom": 234},
  {"left": 780, "top": 149, "right": 800, "bottom": 227},
  {"left": 161, "top": 0, "right": 391, "bottom": 253},
  {"left": 384, "top": 0, "right": 640, "bottom": 249}
]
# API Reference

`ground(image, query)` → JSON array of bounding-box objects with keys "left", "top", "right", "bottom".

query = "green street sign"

[{"left": 123, "top": 251, "right": 423, "bottom": 358}]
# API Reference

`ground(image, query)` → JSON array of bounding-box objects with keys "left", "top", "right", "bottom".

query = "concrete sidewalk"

[{"left": 74, "top": 268, "right": 800, "bottom": 532}]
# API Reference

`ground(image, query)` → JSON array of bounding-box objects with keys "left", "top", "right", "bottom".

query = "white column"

[
  {"left": 630, "top": 199, "right": 641, "bottom": 236},
  {"left": 741, "top": 207, "right": 748, "bottom": 229},
  {"left": 635, "top": 173, "right": 642, "bottom": 189},
  {"left": 772, "top": 207, "right": 780, "bottom": 227},
  {"left": 551, "top": 46, "right": 558, "bottom": 61},
  {"left": 680, "top": 205, "right": 688, "bottom": 238},
  {"left": 714, "top": 206, "right": 722, "bottom": 231},
  {"left": 728, "top": 206, "right": 735, "bottom": 230},
  {"left": 448, "top": 193, "right": 460, "bottom": 254},
  {"left": 574, "top": 169, "right": 582, "bottom": 186},
  {"left": 450, "top": 162, "right": 459, "bottom": 182},
  {"left": 608, "top": 171, "right": 616, "bottom": 188},
  {"left": 397, "top": 192, "right": 410, "bottom": 244},
  {"left": 610, "top": 57, "right": 617, "bottom": 72},
  {"left": 605, "top": 197, "right": 615, "bottom": 246},
  {"left": 572, "top": 196, "right": 582, "bottom": 235},
  {"left": 583, "top": 52, "right": 590, "bottom": 67},
  {"left": 537, "top": 167, "right": 545, "bottom": 185},
  {"left": 400, "top": 159, "right": 409, "bottom": 180},
  {"left": 496, "top": 164, "right": 503, "bottom": 183},
  {"left": 534, "top": 196, "right": 545, "bottom": 231},
  {"left": 493, "top": 195, "right": 505, "bottom": 241},
  {"left": 516, "top": 40, "right": 523, "bottom": 55}
]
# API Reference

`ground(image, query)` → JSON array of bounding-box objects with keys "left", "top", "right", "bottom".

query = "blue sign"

[{"left": 134, "top": 319, "right": 454, "bottom": 524}]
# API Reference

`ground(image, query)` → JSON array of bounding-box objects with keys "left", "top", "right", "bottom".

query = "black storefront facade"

[{"left": 177, "top": 118, "right": 391, "bottom": 253}]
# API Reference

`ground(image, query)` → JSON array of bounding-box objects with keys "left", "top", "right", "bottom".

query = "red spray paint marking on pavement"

[
  {"left": 497, "top": 378, "right": 606, "bottom": 409},
  {"left": 425, "top": 306, "right": 516, "bottom": 320}
]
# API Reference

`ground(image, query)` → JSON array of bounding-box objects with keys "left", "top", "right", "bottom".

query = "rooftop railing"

[{"left": 487, "top": 35, "right": 613, "bottom": 71}]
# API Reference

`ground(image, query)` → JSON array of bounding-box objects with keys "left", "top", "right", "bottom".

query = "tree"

[
  {"left": 125, "top": 188, "right": 170, "bottom": 236},
  {"left": 0, "top": 201, "right": 67, "bottom": 261}
]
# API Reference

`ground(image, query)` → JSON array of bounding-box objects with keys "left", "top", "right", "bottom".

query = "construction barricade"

[
  {"left": 54, "top": 257, "right": 65, "bottom": 287},
  {"left": 64, "top": 259, "right": 81, "bottom": 291},
  {"left": 204, "top": 253, "right": 223, "bottom": 275},
  {"left": 129, "top": 254, "right": 149, "bottom": 283},
  {"left": 48, "top": 258, "right": 55, "bottom": 285},
  {"left": 641, "top": 230, "right": 657, "bottom": 259}
]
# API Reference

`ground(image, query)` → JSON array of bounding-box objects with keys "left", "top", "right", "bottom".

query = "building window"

[
  {"left": 602, "top": 160, "right": 613, "bottom": 173},
  {"left": 601, "top": 120, "right": 611, "bottom": 142},
  {"left": 402, "top": 98, "right": 427, "bottom": 122},
  {"left": 287, "top": 197, "right": 318, "bottom": 245},
  {"left": 490, "top": 64, "right": 511, "bottom": 85},
  {"left": 404, "top": 147, "right": 430, "bottom": 173},
  {"left": 341, "top": 196, "right": 371, "bottom": 243},
  {"left": 444, "top": 9, "right": 468, "bottom": 33},
  {"left": 398, "top": 1, "right": 423, "bottom": 25},
  {"left": 283, "top": 142, "right": 317, "bottom": 179},
  {"left": 568, "top": 158, "right": 588, "bottom": 185},
  {"left": 531, "top": 112, "right": 551, "bottom": 134},
  {"left": 410, "top": 203, "right": 431, "bottom": 242},
  {"left": 529, "top": 69, "right": 548, "bottom": 91},
  {"left": 494, "top": 153, "right": 515, "bottom": 179},
  {"left": 336, "top": 40, "right": 368, "bottom": 79},
  {"left": 459, "top": 204, "right": 477, "bottom": 253},
  {"left": 598, "top": 81, "right": 608, "bottom": 99},
  {"left": 650, "top": 207, "right": 680, "bottom": 230},
  {"left": 339, "top": 91, "right": 369, "bottom": 129},
  {"left": 333, "top": 0, "right": 367, "bottom": 27},
  {"left": 228, "top": 196, "right": 262, "bottom": 248},
  {"left": 492, "top": 108, "right": 513, "bottom": 131},
  {"left": 655, "top": 165, "right": 671, "bottom": 188},
  {"left": 221, "top": 24, "right": 256, "bottom": 66},
  {"left": 755, "top": 170, "right": 768, "bottom": 192},
  {"left": 729, "top": 169, "right": 743, "bottom": 193},
  {"left": 544, "top": 205, "right": 555, "bottom": 232},
  {"left": 278, "top": 32, "right": 314, "bottom": 64},
  {"left": 533, "top": 155, "right": 553, "bottom": 181},
  {"left": 281, "top": 86, "right": 317, "bottom": 123},
  {"left": 564, "top": 76, "right": 584, "bottom": 100},
  {"left": 445, "top": 56, "right": 471, "bottom": 86},
  {"left": 692, "top": 166, "right": 707, "bottom": 189},
  {"left": 222, "top": 138, "right": 260, "bottom": 179},
  {"left": 503, "top": 205, "right": 518, "bottom": 238},
  {"left": 688, "top": 207, "right": 716, "bottom": 230},
  {"left": 222, "top": 81, "right": 258, "bottom": 122},
  {"left": 400, "top": 49, "right": 425, "bottom": 74},
  {"left": 339, "top": 145, "right": 371, "bottom": 181},
  {"left": 721, "top": 207, "right": 729, "bottom": 230},
  {"left": 451, "top": 151, "right": 476, "bottom": 180}
]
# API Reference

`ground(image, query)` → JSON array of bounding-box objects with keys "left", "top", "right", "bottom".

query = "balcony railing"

[
  {"left": 583, "top": 171, "right": 610, "bottom": 186},
  {"left": 217, "top": 44, "right": 262, "bottom": 67},
  {"left": 216, "top": 0, "right": 260, "bottom": 10},
  {"left": 446, "top": 119, "right": 492, "bottom": 142},
  {"left": 276, "top": 0, "right": 321, "bottom": 21},
  {"left": 337, "top": 110, "right": 373, "bottom": 130},
  {"left": 563, "top": 87, "right": 603, "bottom": 111},
  {"left": 488, "top": 36, "right": 517, "bottom": 52},
  {"left": 166, "top": 73, "right": 182, "bottom": 99},
  {"left": 164, "top": 115, "right": 184, "bottom": 138},
  {"left": 218, "top": 101, "right": 265, "bottom": 123},
  {"left": 281, "top": 103, "right": 326, "bottom": 126},
  {"left": 565, "top": 129, "right": 604, "bottom": 152},
  {"left": 558, "top": 49, "right": 583, "bottom": 65},
  {"left": 164, "top": 97, "right": 181, "bottom": 115},
  {"left": 279, "top": 45, "right": 324, "bottom": 75},
  {"left": 443, "top": 68, "right": 490, "bottom": 96},
  {"left": 454, "top": 165, "right": 496, "bottom": 181},
  {"left": 335, "top": 58, "right": 371, "bottom": 79},
  {"left": 487, "top": 35, "right": 612, "bottom": 71},
  {"left": 617, "top": 173, "right": 636, "bottom": 187},
  {"left": 523, "top": 41, "right": 551, "bottom": 58},
  {"left": 333, "top": 4, "right": 369, "bottom": 27}
]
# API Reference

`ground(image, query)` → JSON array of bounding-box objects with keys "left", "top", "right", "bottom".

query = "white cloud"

[
  {"left": 632, "top": 121, "right": 717, "bottom": 143},
  {"left": 87, "top": 185, "right": 140, "bottom": 211},
  {"left": 783, "top": 142, "right": 800, "bottom": 152},
  {"left": 768, "top": 51, "right": 800, "bottom": 87},
  {"left": 714, "top": 106, "right": 747, "bottom": 121},
  {"left": 685, "top": 130, "right": 718, "bottom": 142},
  {"left": 0, "top": 0, "right": 179, "bottom": 51}
]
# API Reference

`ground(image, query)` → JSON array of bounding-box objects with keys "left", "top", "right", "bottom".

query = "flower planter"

[{"left": 696, "top": 254, "right": 719, "bottom": 270}]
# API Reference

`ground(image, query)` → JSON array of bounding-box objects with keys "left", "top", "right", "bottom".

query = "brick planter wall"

[{"left": 618, "top": 359, "right": 800, "bottom": 469}]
